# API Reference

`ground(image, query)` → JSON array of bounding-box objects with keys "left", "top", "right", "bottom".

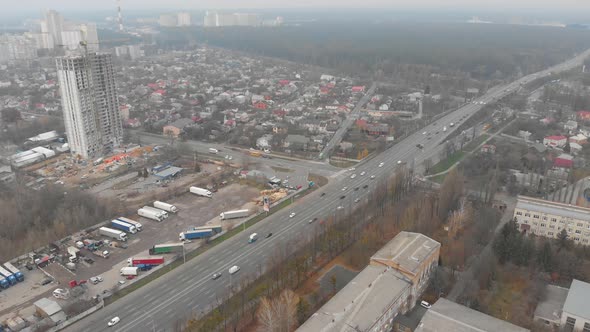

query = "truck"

[
  {"left": 142, "top": 206, "right": 168, "bottom": 219},
  {"left": 190, "top": 186, "right": 212, "bottom": 198},
  {"left": 127, "top": 256, "right": 164, "bottom": 267},
  {"left": 249, "top": 150, "right": 262, "bottom": 157},
  {"left": 219, "top": 209, "right": 250, "bottom": 220},
  {"left": 136, "top": 264, "right": 154, "bottom": 271},
  {"left": 0, "top": 266, "right": 16, "bottom": 285},
  {"left": 92, "top": 250, "right": 110, "bottom": 258},
  {"left": 138, "top": 207, "right": 165, "bottom": 222},
  {"left": 149, "top": 243, "right": 184, "bottom": 255},
  {"left": 179, "top": 229, "right": 214, "bottom": 241},
  {"left": 248, "top": 233, "right": 258, "bottom": 243},
  {"left": 110, "top": 219, "right": 137, "bottom": 234},
  {"left": 3, "top": 263, "right": 24, "bottom": 282},
  {"left": 0, "top": 275, "right": 8, "bottom": 289},
  {"left": 117, "top": 217, "right": 142, "bottom": 231},
  {"left": 153, "top": 201, "right": 179, "bottom": 213},
  {"left": 67, "top": 246, "right": 80, "bottom": 263},
  {"left": 120, "top": 266, "right": 139, "bottom": 276},
  {"left": 208, "top": 148, "right": 219, "bottom": 154},
  {"left": 98, "top": 227, "right": 128, "bottom": 242},
  {"left": 193, "top": 225, "right": 222, "bottom": 234}
]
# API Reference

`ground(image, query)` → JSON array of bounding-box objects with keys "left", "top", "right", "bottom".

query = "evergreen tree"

[
  {"left": 536, "top": 241, "right": 553, "bottom": 271},
  {"left": 557, "top": 229, "right": 569, "bottom": 250}
]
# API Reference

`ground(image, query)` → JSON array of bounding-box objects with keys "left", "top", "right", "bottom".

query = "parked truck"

[
  {"left": 154, "top": 201, "right": 178, "bottom": 213},
  {"left": 120, "top": 266, "right": 139, "bottom": 276},
  {"left": 128, "top": 256, "right": 164, "bottom": 267},
  {"left": 117, "top": 217, "right": 142, "bottom": 231},
  {"left": 149, "top": 243, "right": 184, "bottom": 255},
  {"left": 179, "top": 229, "right": 214, "bottom": 241},
  {"left": 0, "top": 275, "right": 9, "bottom": 288},
  {"left": 208, "top": 148, "right": 219, "bottom": 154},
  {"left": 67, "top": 246, "right": 80, "bottom": 263},
  {"left": 98, "top": 227, "right": 128, "bottom": 242},
  {"left": 0, "top": 266, "right": 16, "bottom": 285},
  {"left": 219, "top": 209, "right": 250, "bottom": 220},
  {"left": 3, "top": 263, "right": 23, "bottom": 282},
  {"left": 138, "top": 207, "right": 164, "bottom": 222},
  {"left": 190, "top": 186, "right": 212, "bottom": 198},
  {"left": 193, "top": 225, "right": 222, "bottom": 234},
  {"left": 110, "top": 219, "right": 137, "bottom": 234},
  {"left": 142, "top": 206, "right": 168, "bottom": 219}
]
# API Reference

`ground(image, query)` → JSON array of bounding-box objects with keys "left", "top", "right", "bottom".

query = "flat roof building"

[
  {"left": 514, "top": 196, "right": 590, "bottom": 246},
  {"left": 297, "top": 232, "right": 440, "bottom": 332},
  {"left": 534, "top": 284, "right": 569, "bottom": 328},
  {"left": 415, "top": 298, "right": 529, "bottom": 332},
  {"left": 561, "top": 280, "right": 590, "bottom": 331}
]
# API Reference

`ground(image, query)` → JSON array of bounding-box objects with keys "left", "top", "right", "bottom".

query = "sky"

[{"left": 3, "top": 0, "right": 590, "bottom": 12}]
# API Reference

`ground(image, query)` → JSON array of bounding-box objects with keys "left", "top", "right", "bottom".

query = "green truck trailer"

[{"left": 149, "top": 242, "right": 184, "bottom": 255}]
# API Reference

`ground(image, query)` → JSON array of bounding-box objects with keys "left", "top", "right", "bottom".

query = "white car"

[
  {"left": 378, "top": 162, "right": 384, "bottom": 168},
  {"left": 370, "top": 175, "right": 376, "bottom": 179},
  {"left": 422, "top": 131, "right": 427, "bottom": 135},
  {"left": 397, "top": 160, "right": 402, "bottom": 165},
  {"left": 360, "top": 171, "right": 366, "bottom": 176},
  {"left": 342, "top": 187, "right": 348, "bottom": 191},
  {"left": 350, "top": 174, "right": 357, "bottom": 179},
  {"left": 348, "top": 167, "right": 356, "bottom": 171},
  {"left": 354, "top": 198, "right": 360, "bottom": 203},
  {"left": 289, "top": 212, "right": 296, "bottom": 218},
  {"left": 108, "top": 317, "right": 120, "bottom": 327},
  {"left": 420, "top": 301, "right": 432, "bottom": 309},
  {"left": 336, "top": 206, "right": 344, "bottom": 210}
]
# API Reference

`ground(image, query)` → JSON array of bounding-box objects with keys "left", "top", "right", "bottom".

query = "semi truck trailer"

[
  {"left": 0, "top": 266, "right": 16, "bottom": 285},
  {"left": 149, "top": 243, "right": 184, "bottom": 255},
  {"left": 190, "top": 186, "right": 212, "bottom": 198},
  {"left": 179, "top": 229, "right": 214, "bottom": 241},
  {"left": 117, "top": 217, "right": 143, "bottom": 231},
  {"left": 98, "top": 227, "right": 128, "bottom": 241},
  {"left": 153, "top": 201, "right": 179, "bottom": 213},
  {"left": 138, "top": 207, "right": 165, "bottom": 222},
  {"left": 127, "top": 256, "right": 164, "bottom": 266},
  {"left": 120, "top": 267, "right": 139, "bottom": 276},
  {"left": 110, "top": 219, "right": 137, "bottom": 234},
  {"left": 219, "top": 209, "right": 250, "bottom": 220},
  {"left": 142, "top": 206, "right": 168, "bottom": 219},
  {"left": 3, "top": 263, "right": 23, "bottom": 282}
]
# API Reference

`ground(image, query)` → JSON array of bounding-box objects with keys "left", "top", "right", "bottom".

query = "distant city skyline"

[{"left": 2, "top": 0, "right": 590, "bottom": 12}]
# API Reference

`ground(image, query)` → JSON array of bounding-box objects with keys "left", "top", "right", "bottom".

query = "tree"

[
  {"left": 564, "top": 140, "right": 571, "bottom": 153},
  {"left": 536, "top": 241, "right": 553, "bottom": 271},
  {"left": 296, "top": 297, "right": 310, "bottom": 325},
  {"left": 557, "top": 229, "right": 569, "bottom": 250},
  {"left": 1, "top": 108, "right": 21, "bottom": 124},
  {"left": 423, "top": 158, "right": 433, "bottom": 174}
]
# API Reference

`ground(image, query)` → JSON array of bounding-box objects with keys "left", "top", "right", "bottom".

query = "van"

[
  {"left": 229, "top": 265, "right": 240, "bottom": 274},
  {"left": 248, "top": 233, "right": 258, "bottom": 243},
  {"left": 209, "top": 148, "right": 219, "bottom": 154}
]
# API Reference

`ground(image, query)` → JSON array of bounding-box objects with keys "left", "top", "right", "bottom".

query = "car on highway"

[
  {"left": 340, "top": 195, "right": 346, "bottom": 199},
  {"left": 354, "top": 198, "right": 360, "bottom": 203},
  {"left": 350, "top": 174, "right": 357, "bottom": 179},
  {"left": 363, "top": 184, "right": 369, "bottom": 189},
  {"left": 378, "top": 162, "right": 384, "bottom": 168},
  {"left": 422, "top": 131, "right": 427, "bottom": 135},
  {"left": 309, "top": 218, "right": 317, "bottom": 224},
  {"left": 397, "top": 160, "right": 402, "bottom": 164},
  {"left": 348, "top": 167, "right": 356, "bottom": 171},
  {"left": 342, "top": 187, "right": 348, "bottom": 191},
  {"left": 370, "top": 175, "right": 376, "bottom": 179},
  {"left": 416, "top": 144, "right": 424, "bottom": 149},
  {"left": 108, "top": 316, "right": 120, "bottom": 327},
  {"left": 354, "top": 187, "right": 359, "bottom": 191},
  {"left": 266, "top": 232, "right": 273, "bottom": 238},
  {"left": 289, "top": 212, "right": 296, "bottom": 218},
  {"left": 212, "top": 272, "right": 222, "bottom": 280},
  {"left": 229, "top": 265, "right": 240, "bottom": 274},
  {"left": 360, "top": 171, "right": 366, "bottom": 176},
  {"left": 420, "top": 301, "right": 432, "bottom": 309},
  {"left": 320, "top": 192, "right": 326, "bottom": 197},
  {"left": 336, "top": 206, "right": 344, "bottom": 210}
]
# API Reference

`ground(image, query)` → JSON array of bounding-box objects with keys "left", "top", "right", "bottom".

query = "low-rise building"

[
  {"left": 534, "top": 284, "right": 569, "bottom": 329},
  {"left": 162, "top": 118, "right": 194, "bottom": 138},
  {"left": 297, "top": 232, "right": 440, "bottom": 332},
  {"left": 561, "top": 280, "right": 590, "bottom": 331},
  {"left": 543, "top": 135, "right": 568, "bottom": 148},
  {"left": 416, "top": 298, "right": 529, "bottom": 332},
  {"left": 514, "top": 196, "right": 590, "bottom": 245}
]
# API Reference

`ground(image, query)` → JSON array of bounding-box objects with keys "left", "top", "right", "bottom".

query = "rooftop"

[
  {"left": 534, "top": 284, "right": 568, "bottom": 323},
  {"left": 563, "top": 279, "right": 590, "bottom": 319},
  {"left": 167, "top": 118, "right": 194, "bottom": 129},
  {"left": 34, "top": 298, "right": 62, "bottom": 316},
  {"left": 516, "top": 196, "right": 590, "bottom": 223},
  {"left": 415, "top": 298, "right": 529, "bottom": 332},
  {"left": 296, "top": 265, "right": 410, "bottom": 332},
  {"left": 371, "top": 231, "right": 440, "bottom": 277}
]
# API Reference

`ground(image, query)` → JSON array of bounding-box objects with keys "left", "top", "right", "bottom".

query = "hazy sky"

[{"left": 3, "top": 0, "right": 590, "bottom": 12}]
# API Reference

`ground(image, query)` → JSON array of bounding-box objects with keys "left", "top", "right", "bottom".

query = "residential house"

[
  {"left": 570, "top": 142, "right": 582, "bottom": 154},
  {"left": 272, "top": 123, "right": 288, "bottom": 134},
  {"left": 577, "top": 111, "right": 590, "bottom": 121},
  {"left": 543, "top": 135, "right": 567, "bottom": 148},
  {"left": 564, "top": 120, "right": 578, "bottom": 133},
  {"left": 554, "top": 153, "right": 574, "bottom": 168},
  {"left": 162, "top": 118, "right": 194, "bottom": 137},
  {"left": 297, "top": 232, "right": 440, "bottom": 332},
  {"left": 351, "top": 85, "right": 366, "bottom": 93},
  {"left": 253, "top": 101, "right": 268, "bottom": 110},
  {"left": 569, "top": 134, "right": 588, "bottom": 145},
  {"left": 284, "top": 134, "right": 310, "bottom": 150},
  {"left": 366, "top": 123, "right": 390, "bottom": 136}
]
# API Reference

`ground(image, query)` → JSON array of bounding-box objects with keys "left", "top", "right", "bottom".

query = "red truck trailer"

[{"left": 127, "top": 256, "right": 164, "bottom": 267}]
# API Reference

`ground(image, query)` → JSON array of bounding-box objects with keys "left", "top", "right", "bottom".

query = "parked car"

[{"left": 420, "top": 301, "right": 432, "bottom": 309}]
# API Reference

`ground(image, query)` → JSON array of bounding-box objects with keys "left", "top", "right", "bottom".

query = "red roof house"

[
  {"left": 577, "top": 111, "right": 590, "bottom": 121},
  {"left": 351, "top": 86, "right": 366, "bottom": 93},
  {"left": 543, "top": 135, "right": 567, "bottom": 148},
  {"left": 279, "top": 80, "right": 290, "bottom": 86},
  {"left": 553, "top": 154, "right": 574, "bottom": 168},
  {"left": 253, "top": 101, "right": 268, "bottom": 110}
]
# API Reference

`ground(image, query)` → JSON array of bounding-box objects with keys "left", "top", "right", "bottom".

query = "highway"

[{"left": 64, "top": 49, "right": 590, "bottom": 332}]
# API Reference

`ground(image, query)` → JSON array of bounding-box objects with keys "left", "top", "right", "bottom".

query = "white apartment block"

[
  {"left": 514, "top": 196, "right": 590, "bottom": 245},
  {"left": 56, "top": 53, "right": 123, "bottom": 159},
  {"left": 177, "top": 12, "right": 191, "bottom": 26}
]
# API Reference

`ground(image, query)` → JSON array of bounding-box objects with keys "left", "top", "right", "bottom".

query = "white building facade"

[{"left": 56, "top": 53, "right": 123, "bottom": 159}]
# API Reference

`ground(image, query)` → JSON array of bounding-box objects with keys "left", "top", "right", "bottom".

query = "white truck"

[
  {"left": 67, "top": 246, "right": 79, "bottom": 263},
  {"left": 138, "top": 207, "right": 165, "bottom": 222},
  {"left": 99, "top": 227, "right": 128, "bottom": 242},
  {"left": 143, "top": 206, "right": 168, "bottom": 219},
  {"left": 208, "top": 148, "right": 219, "bottom": 154},
  {"left": 219, "top": 209, "right": 250, "bottom": 220},
  {"left": 120, "top": 266, "right": 138, "bottom": 276},
  {"left": 117, "top": 217, "right": 142, "bottom": 231},
  {"left": 153, "top": 201, "right": 179, "bottom": 213},
  {"left": 190, "top": 186, "right": 212, "bottom": 198}
]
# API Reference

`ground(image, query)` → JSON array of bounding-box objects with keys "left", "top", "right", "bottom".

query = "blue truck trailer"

[
  {"left": 3, "top": 262, "right": 24, "bottom": 282},
  {"left": 179, "top": 229, "right": 214, "bottom": 241}
]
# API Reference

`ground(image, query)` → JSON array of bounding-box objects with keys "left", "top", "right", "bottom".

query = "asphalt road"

[{"left": 65, "top": 50, "right": 590, "bottom": 332}]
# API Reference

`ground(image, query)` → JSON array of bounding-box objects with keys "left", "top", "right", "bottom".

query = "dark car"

[
  {"left": 320, "top": 193, "right": 326, "bottom": 197},
  {"left": 212, "top": 272, "right": 222, "bottom": 280},
  {"left": 41, "top": 278, "right": 53, "bottom": 286},
  {"left": 340, "top": 195, "right": 346, "bottom": 199},
  {"left": 354, "top": 187, "right": 359, "bottom": 191},
  {"left": 363, "top": 184, "right": 369, "bottom": 189},
  {"left": 266, "top": 232, "right": 273, "bottom": 238}
]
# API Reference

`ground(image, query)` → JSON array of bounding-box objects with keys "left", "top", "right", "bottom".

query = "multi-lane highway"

[{"left": 65, "top": 49, "right": 590, "bottom": 332}]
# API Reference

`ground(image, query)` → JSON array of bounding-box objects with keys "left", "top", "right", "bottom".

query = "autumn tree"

[{"left": 257, "top": 289, "right": 299, "bottom": 332}]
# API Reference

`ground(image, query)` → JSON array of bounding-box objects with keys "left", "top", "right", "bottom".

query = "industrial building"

[
  {"left": 415, "top": 298, "right": 529, "bottom": 332},
  {"left": 514, "top": 196, "right": 590, "bottom": 246},
  {"left": 297, "top": 232, "right": 440, "bottom": 332},
  {"left": 56, "top": 52, "right": 123, "bottom": 159}
]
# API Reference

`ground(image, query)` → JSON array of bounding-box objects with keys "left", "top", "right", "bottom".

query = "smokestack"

[{"left": 117, "top": 0, "right": 123, "bottom": 31}]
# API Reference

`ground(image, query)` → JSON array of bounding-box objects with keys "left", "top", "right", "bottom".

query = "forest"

[{"left": 157, "top": 22, "right": 590, "bottom": 80}]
